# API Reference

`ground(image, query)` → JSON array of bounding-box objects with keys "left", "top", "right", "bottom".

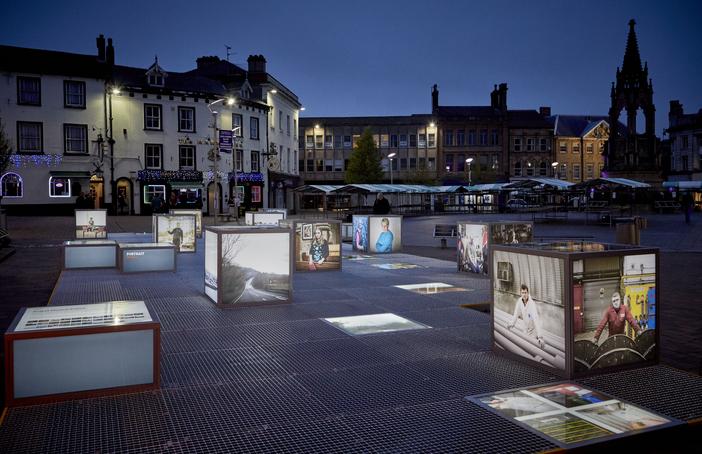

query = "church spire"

[{"left": 622, "top": 19, "right": 642, "bottom": 75}]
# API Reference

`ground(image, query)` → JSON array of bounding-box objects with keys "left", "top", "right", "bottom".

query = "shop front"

[
  {"left": 137, "top": 170, "right": 203, "bottom": 215},
  {"left": 228, "top": 172, "right": 264, "bottom": 218}
]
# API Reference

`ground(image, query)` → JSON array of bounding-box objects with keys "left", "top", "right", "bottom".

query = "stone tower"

[{"left": 605, "top": 19, "right": 660, "bottom": 180}]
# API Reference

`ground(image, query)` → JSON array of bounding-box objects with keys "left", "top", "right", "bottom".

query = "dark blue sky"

[{"left": 3, "top": 0, "right": 701, "bottom": 136}]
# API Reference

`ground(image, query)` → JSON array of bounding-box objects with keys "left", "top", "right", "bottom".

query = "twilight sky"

[{"left": 2, "top": 0, "right": 701, "bottom": 136}]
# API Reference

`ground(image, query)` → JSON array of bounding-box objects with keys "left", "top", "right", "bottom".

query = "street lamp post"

[
  {"left": 465, "top": 157, "right": 474, "bottom": 186},
  {"left": 552, "top": 161, "right": 559, "bottom": 179},
  {"left": 387, "top": 152, "right": 396, "bottom": 184},
  {"left": 207, "top": 97, "right": 235, "bottom": 225}
]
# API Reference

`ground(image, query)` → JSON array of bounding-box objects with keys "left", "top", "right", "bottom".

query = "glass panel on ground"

[
  {"left": 323, "top": 313, "right": 430, "bottom": 336},
  {"left": 14, "top": 301, "right": 152, "bottom": 332},
  {"left": 467, "top": 382, "right": 679, "bottom": 449},
  {"left": 394, "top": 282, "right": 470, "bottom": 294},
  {"left": 372, "top": 263, "right": 423, "bottom": 270}
]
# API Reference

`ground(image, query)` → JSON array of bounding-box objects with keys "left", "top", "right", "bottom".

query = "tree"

[
  {"left": 405, "top": 161, "right": 438, "bottom": 185},
  {"left": 344, "top": 128, "right": 384, "bottom": 183}
]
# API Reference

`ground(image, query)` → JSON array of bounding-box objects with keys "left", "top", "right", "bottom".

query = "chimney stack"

[
  {"left": 96, "top": 34, "right": 106, "bottom": 61},
  {"left": 106, "top": 38, "right": 114, "bottom": 66},
  {"left": 539, "top": 106, "right": 551, "bottom": 117},
  {"left": 247, "top": 55, "right": 267, "bottom": 83},
  {"left": 498, "top": 83, "right": 508, "bottom": 110}
]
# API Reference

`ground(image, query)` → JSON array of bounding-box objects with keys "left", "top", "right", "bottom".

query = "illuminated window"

[
  {"left": 144, "top": 104, "right": 162, "bottom": 130},
  {"left": 251, "top": 186, "right": 261, "bottom": 203},
  {"left": 64, "top": 124, "right": 88, "bottom": 153},
  {"left": 250, "top": 117, "right": 259, "bottom": 139},
  {"left": 64, "top": 80, "right": 85, "bottom": 108},
  {"left": 513, "top": 138, "right": 521, "bottom": 152},
  {"left": 178, "top": 107, "right": 195, "bottom": 132},
  {"left": 49, "top": 177, "right": 71, "bottom": 197},
  {"left": 513, "top": 161, "right": 522, "bottom": 176},
  {"left": 145, "top": 144, "right": 163, "bottom": 169},
  {"left": 232, "top": 114, "right": 243, "bottom": 137},
  {"left": 0, "top": 173, "right": 23, "bottom": 197},
  {"left": 143, "top": 185, "right": 165, "bottom": 204}
]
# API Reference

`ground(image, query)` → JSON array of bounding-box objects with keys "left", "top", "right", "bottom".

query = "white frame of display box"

[
  {"left": 491, "top": 242, "right": 660, "bottom": 379},
  {"left": 244, "top": 211, "right": 286, "bottom": 226},
  {"left": 204, "top": 225, "right": 293, "bottom": 307},
  {"left": 457, "top": 220, "right": 534, "bottom": 275},
  {"left": 351, "top": 215, "right": 403, "bottom": 254},
  {"left": 169, "top": 208, "right": 203, "bottom": 238},
  {"left": 4, "top": 301, "right": 160, "bottom": 407},
  {"left": 151, "top": 213, "right": 198, "bottom": 253},
  {"left": 74, "top": 209, "right": 108, "bottom": 239},
  {"left": 62, "top": 240, "right": 118, "bottom": 270},
  {"left": 279, "top": 220, "right": 342, "bottom": 272},
  {"left": 117, "top": 243, "right": 176, "bottom": 273}
]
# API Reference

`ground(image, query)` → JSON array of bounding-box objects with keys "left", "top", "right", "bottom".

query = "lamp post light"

[
  {"left": 387, "top": 152, "right": 396, "bottom": 184},
  {"left": 105, "top": 85, "right": 120, "bottom": 215},
  {"left": 465, "top": 157, "right": 474, "bottom": 187},
  {"left": 207, "top": 97, "right": 235, "bottom": 225},
  {"left": 552, "top": 161, "right": 559, "bottom": 179}
]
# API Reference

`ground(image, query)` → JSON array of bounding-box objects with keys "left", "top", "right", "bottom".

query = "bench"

[
  {"left": 433, "top": 224, "right": 456, "bottom": 249},
  {"left": 653, "top": 201, "right": 681, "bottom": 213}
]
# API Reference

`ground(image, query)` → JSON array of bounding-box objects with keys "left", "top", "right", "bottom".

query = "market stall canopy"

[
  {"left": 464, "top": 183, "right": 510, "bottom": 192},
  {"left": 663, "top": 181, "right": 702, "bottom": 190},
  {"left": 504, "top": 178, "right": 574, "bottom": 190},
  {"left": 293, "top": 184, "right": 343, "bottom": 193},
  {"left": 333, "top": 184, "right": 441, "bottom": 194},
  {"left": 571, "top": 178, "right": 651, "bottom": 190}
]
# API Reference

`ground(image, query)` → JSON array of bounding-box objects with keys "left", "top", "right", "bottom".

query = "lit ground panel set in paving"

[
  {"left": 491, "top": 241, "right": 659, "bottom": 378},
  {"left": 279, "top": 220, "right": 342, "bottom": 272},
  {"left": 352, "top": 215, "right": 403, "bottom": 254},
  {"left": 4, "top": 301, "right": 160, "bottom": 407},
  {"left": 205, "top": 225, "right": 293, "bottom": 307},
  {"left": 457, "top": 220, "right": 533, "bottom": 274}
]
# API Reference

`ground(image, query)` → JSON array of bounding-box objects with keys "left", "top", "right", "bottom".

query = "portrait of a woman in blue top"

[{"left": 375, "top": 217, "right": 394, "bottom": 253}]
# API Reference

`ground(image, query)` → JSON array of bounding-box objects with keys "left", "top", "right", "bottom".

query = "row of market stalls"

[{"left": 292, "top": 177, "right": 688, "bottom": 217}]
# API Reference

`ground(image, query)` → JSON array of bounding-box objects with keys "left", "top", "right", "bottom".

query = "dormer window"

[{"left": 148, "top": 73, "right": 164, "bottom": 86}]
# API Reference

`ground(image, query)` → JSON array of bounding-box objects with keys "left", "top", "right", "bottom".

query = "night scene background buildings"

[{"left": 1, "top": 1, "right": 701, "bottom": 214}]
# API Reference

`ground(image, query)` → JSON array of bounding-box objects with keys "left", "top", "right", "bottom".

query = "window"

[
  {"left": 526, "top": 162, "right": 534, "bottom": 176},
  {"left": 250, "top": 117, "right": 259, "bottom": 139},
  {"left": 293, "top": 150, "right": 297, "bottom": 173},
  {"left": 561, "top": 164, "right": 568, "bottom": 179},
  {"left": 399, "top": 134, "right": 408, "bottom": 147},
  {"left": 251, "top": 151, "right": 260, "bottom": 172},
  {"left": 456, "top": 130, "right": 465, "bottom": 146},
  {"left": 145, "top": 144, "right": 163, "bottom": 169},
  {"left": 306, "top": 159, "right": 313, "bottom": 172},
  {"left": 418, "top": 157, "right": 426, "bottom": 169},
  {"left": 64, "top": 124, "right": 88, "bottom": 154},
  {"left": 599, "top": 141, "right": 605, "bottom": 153},
  {"left": 306, "top": 135, "right": 314, "bottom": 149},
  {"left": 573, "top": 142, "right": 580, "bottom": 153},
  {"left": 17, "top": 76, "right": 41, "bottom": 105},
  {"left": 315, "top": 135, "right": 323, "bottom": 148},
  {"left": 559, "top": 141, "right": 567, "bottom": 153},
  {"left": 0, "top": 173, "right": 22, "bottom": 197},
  {"left": 526, "top": 138, "right": 535, "bottom": 151},
  {"left": 418, "top": 134, "right": 426, "bottom": 147},
  {"left": 573, "top": 164, "right": 581, "bottom": 180},
  {"left": 468, "top": 129, "right": 476, "bottom": 145},
  {"left": 682, "top": 155, "right": 689, "bottom": 171},
  {"left": 64, "top": 80, "right": 85, "bottom": 108},
  {"left": 49, "top": 177, "right": 71, "bottom": 197},
  {"left": 179, "top": 146, "right": 196, "bottom": 170},
  {"left": 391, "top": 158, "right": 398, "bottom": 171},
  {"left": 492, "top": 155, "right": 499, "bottom": 171},
  {"left": 352, "top": 135, "right": 360, "bottom": 148},
  {"left": 390, "top": 134, "right": 398, "bottom": 147},
  {"left": 479, "top": 129, "right": 487, "bottom": 145},
  {"left": 17, "top": 122, "right": 42, "bottom": 153},
  {"left": 299, "top": 159, "right": 305, "bottom": 173},
  {"left": 325, "top": 159, "right": 333, "bottom": 171},
  {"left": 400, "top": 158, "right": 407, "bottom": 169},
  {"left": 428, "top": 157, "right": 435, "bottom": 169},
  {"left": 681, "top": 135, "right": 689, "bottom": 149},
  {"left": 373, "top": 134, "right": 380, "bottom": 147},
  {"left": 540, "top": 138, "right": 548, "bottom": 151},
  {"left": 428, "top": 133, "right": 436, "bottom": 148},
  {"left": 343, "top": 135, "right": 352, "bottom": 148},
  {"left": 232, "top": 114, "right": 243, "bottom": 137},
  {"left": 144, "top": 104, "right": 162, "bottom": 130},
  {"left": 480, "top": 155, "right": 488, "bottom": 171},
  {"left": 147, "top": 73, "right": 164, "bottom": 87},
  {"left": 251, "top": 186, "right": 261, "bottom": 203},
  {"left": 178, "top": 107, "right": 195, "bottom": 132},
  {"left": 586, "top": 164, "right": 594, "bottom": 179},
  {"left": 144, "top": 185, "right": 166, "bottom": 204},
  {"left": 586, "top": 142, "right": 594, "bottom": 153},
  {"left": 380, "top": 134, "right": 389, "bottom": 147},
  {"left": 445, "top": 154, "right": 453, "bottom": 171},
  {"left": 457, "top": 154, "right": 465, "bottom": 172},
  {"left": 279, "top": 111, "right": 283, "bottom": 131},
  {"left": 325, "top": 135, "right": 333, "bottom": 148},
  {"left": 293, "top": 119, "right": 297, "bottom": 139},
  {"left": 316, "top": 159, "right": 323, "bottom": 171},
  {"left": 444, "top": 130, "right": 453, "bottom": 146},
  {"left": 513, "top": 161, "right": 522, "bottom": 176},
  {"left": 286, "top": 115, "right": 291, "bottom": 135},
  {"left": 539, "top": 162, "right": 548, "bottom": 176},
  {"left": 235, "top": 149, "right": 243, "bottom": 171},
  {"left": 513, "top": 138, "right": 522, "bottom": 152},
  {"left": 409, "top": 134, "right": 417, "bottom": 147},
  {"left": 332, "top": 135, "right": 341, "bottom": 148},
  {"left": 491, "top": 129, "right": 499, "bottom": 146},
  {"left": 409, "top": 157, "right": 417, "bottom": 169},
  {"left": 334, "top": 158, "right": 343, "bottom": 172}
]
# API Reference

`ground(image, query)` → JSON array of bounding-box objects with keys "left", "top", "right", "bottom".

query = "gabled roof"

[
  {"left": 547, "top": 115, "right": 608, "bottom": 137},
  {"left": 0, "top": 44, "right": 109, "bottom": 79},
  {"left": 113, "top": 65, "right": 226, "bottom": 95}
]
